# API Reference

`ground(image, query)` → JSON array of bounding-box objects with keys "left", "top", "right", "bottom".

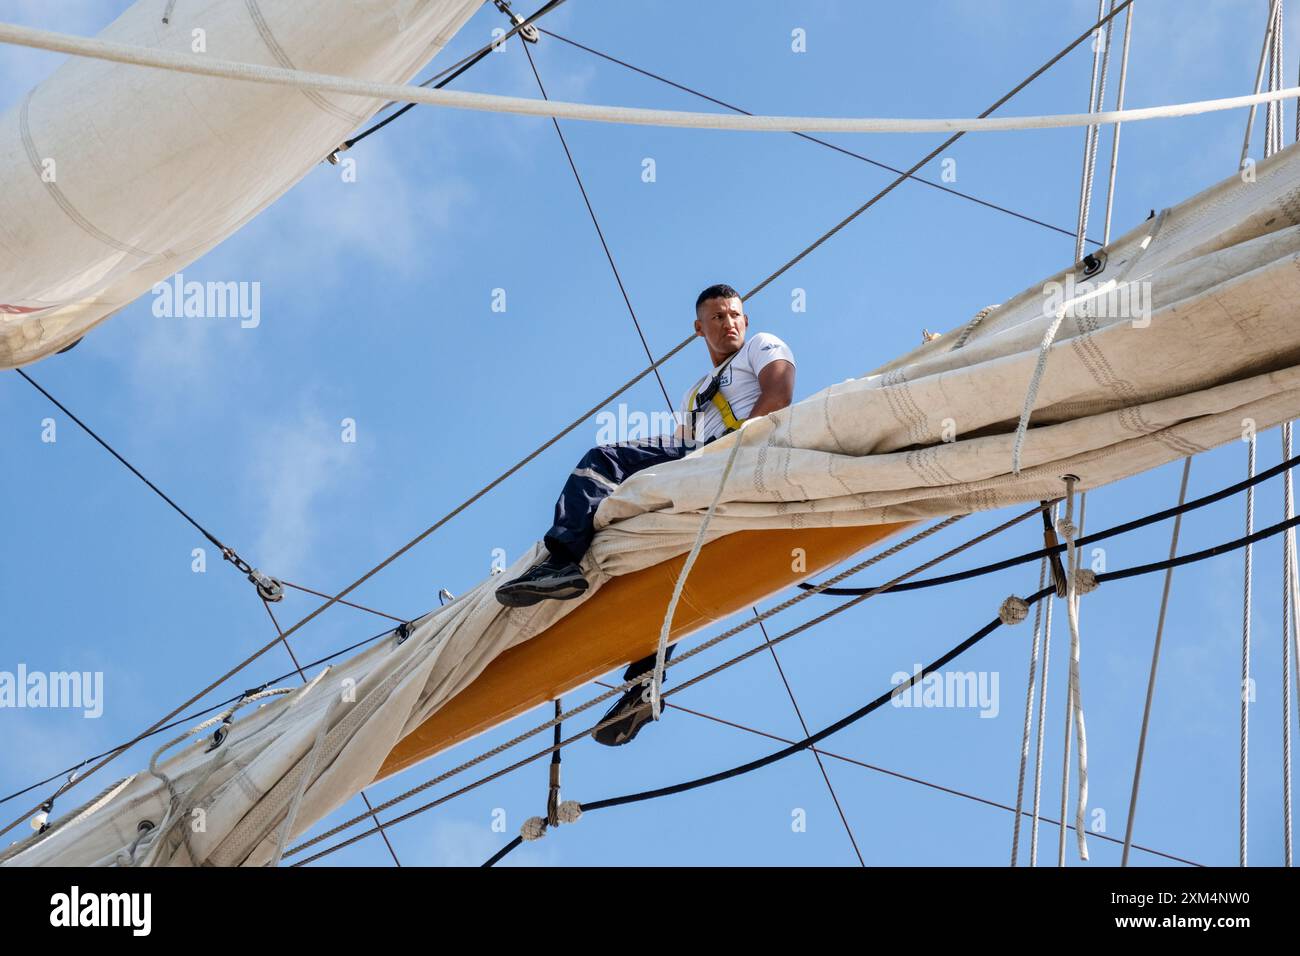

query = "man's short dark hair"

[{"left": 695, "top": 284, "right": 742, "bottom": 311}]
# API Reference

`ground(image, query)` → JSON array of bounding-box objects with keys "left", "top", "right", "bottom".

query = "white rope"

[
  {"left": 1295, "top": 2, "right": 1300, "bottom": 142},
  {"left": 1268, "top": 0, "right": 1286, "bottom": 157},
  {"left": 8, "top": 21, "right": 1300, "bottom": 134},
  {"left": 134, "top": 687, "right": 293, "bottom": 866},
  {"left": 1028, "top": 520, "right": 1057, "bottom": 866},
  {"left": 1120, "top": 456, "right": 1191, "bottom": 866},
  {"left": 1024, "top": 616, "right": 1055, "bottom": 863},
  {"left": 1241, "top": 0, "right": 1283, "bottom": 168},
  {"left": 950, "top": 304, "right": 1001, "bottom": 351},
  {"left": 1057, "top": 478, "right": 1092, "bottom": 861},
  {"left": 1268, "top": 3, "right": 1293, "bottom": 869},
  {"left": 1276, "top": 3, "right": 1286, "bottom": 153},
  {"left": 1290, "top": 439, "right": 1300, "bottom": 862},
  {"left": 1283, "top": 425, "right": 1296, "bottom": 866},
  {"left": 1242, "top": 433, "right": 1256, "bottom": 867},
  {"left": 1101, "top": 2, "right": 1135, "bottom": 245},
  {"left": 1075, "top": 0, "right": 1114, "bottom": 262},
  {"left": 650, "top": 425, "right": 748, "bottom": 719},
  {"left": 1056, "top": 663, "right": 1074, "bottom": 865},
  {"left": 1011, "top": 553, "right": 1049, "bottom": 866},
  {"left": 1016, "top": 3, "right": 1120, "bottom": 478}
]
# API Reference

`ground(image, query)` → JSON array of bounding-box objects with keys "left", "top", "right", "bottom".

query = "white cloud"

[
  {"left": 274, "top": 147, "right": 476, "bottom": 284},
  {"left": 247, "top": 401, "right": 362, "bottom": 579}
]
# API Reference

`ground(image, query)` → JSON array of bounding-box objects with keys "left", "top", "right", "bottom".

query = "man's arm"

[{"left": 747, "top": 359, "right": 795, "bottom": 419}]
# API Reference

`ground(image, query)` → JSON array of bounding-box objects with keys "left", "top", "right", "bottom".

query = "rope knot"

[
  {"left": 1055, "top": 517, "right": 1077, "bottom": 541},
  {"left": 998, "top": 596, "right": 1030, "bottom": 626},
  {"left": 520, "top": 816, "right": 547, "bottom": 841},
  {"left": 1072, "top": 568, "right": 1099, "bottom": 594},
  {"left": 556, "top": 800, "right": 583, "bottom": 825}
]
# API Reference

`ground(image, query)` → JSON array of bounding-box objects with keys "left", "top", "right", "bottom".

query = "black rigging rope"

[
  {"left": 0, "top": 623, "right": 399, "bottom": 809},
  {"left": 484, "top": 506, "right": 1300, "bottom": 865},
  {"left": 15, "top": 369, "right": 227, "bottom": 553},
  {"left": 538, "top": 27, "right": 1101, "bottom": 249},
  {"left": 340, "top": 0, "right": 569, "bottom": 151},
  {"left": 799, "top": 449, "right": 1300, "bottom": 596},
  {"left": 740, "top": 0, "right": 1133, "bottom": 302},
  {"left": 482, "top": 836, "right": 524, "bottom": 866},
  {"left": 521, "top": 40, "right": 675, "bottom": 410}
]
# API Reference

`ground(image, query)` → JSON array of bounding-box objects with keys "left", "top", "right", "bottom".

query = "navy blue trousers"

[
  {"left": 544, "top": 435, "right": 696, "bottom": 564},
  {"left": 544, "top": 435, "right": 699, "bottom": 679}
]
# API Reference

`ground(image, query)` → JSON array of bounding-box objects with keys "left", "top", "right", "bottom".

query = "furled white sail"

[
  {"left": 0, "top": 0, "right": 481, "bottom": 368},
  {"left": 8, "top": 139, "right": 1300, "bottom": 866}
]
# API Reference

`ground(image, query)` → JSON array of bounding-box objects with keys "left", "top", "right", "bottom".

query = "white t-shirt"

[{"left": 678, "top": 331, "right": 796, "bottom": 443}]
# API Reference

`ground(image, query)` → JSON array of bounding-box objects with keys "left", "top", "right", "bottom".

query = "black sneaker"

[
  {"left": 592, "top": 682, "right": 657, "bottom": 747},
  {"left": 494, "top": 555, "right": 589, "bottom": 608}
]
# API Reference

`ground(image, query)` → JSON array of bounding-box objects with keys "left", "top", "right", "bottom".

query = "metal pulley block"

[
  {"left": 248, "top": 568, "right": 284, "bottom": 603},
  {"left": 493, "top": 0, "right": 541, "bottom": 42}
]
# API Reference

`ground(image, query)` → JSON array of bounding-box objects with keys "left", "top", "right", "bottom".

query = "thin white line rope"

[
  {"left": 1056, "top": 673, "right": 1074, "bottom": 865},
  {"left": 1241, "top": 0, "right": 1283, "bottom": 168},
  {"left": 1058, "top": 478, "right": 1092, "bottom": 862},
  {"left": 1011, "top": 551, "right": 1049, "bottom": 866},
  {"left": 1269, "top": 4, "right": 1292, "bottom": 869},
  {"left": 7, "top": 21, "right": 1300, "bottom": 134},
  {"left": 1102, "top": 2, "right": 1135, "bottom": 245},
  {"left": 1283, "top": 424, "right": 1295, "bottom": 866},
  {"left": 1029, "top": 504, "right": 1058, "bottom": 866},
  {"left": 1270, "top": 0, "right": 1283, "bottom": 154},
  {"left": 1268, "top": 0, "right": 1286, "bottom": 156},
  {"left": 1068, "top": 5, "right": 1110, "bottom": 803},
  {"left": 1295, "top": 0, "right": 1300, "bottom": 142},
  {"left": 1075, "top": 0, "right": 1113, "bottom": 263},
  {"left": 650, "top": 426, "right": 748, "bottom": 719},
  {"left": 1289, "top": 425, "right": 1300, "bottom": 864},
  {"left": 1242, "top": 433, "right": 1256, "bottom": 867},
  {"left": 1121, "top": 456, "right": 1191, "bottom": 866}
]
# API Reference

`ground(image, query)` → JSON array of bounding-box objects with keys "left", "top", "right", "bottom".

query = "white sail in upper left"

[{"left": 0, "top": 0, "right": 482, "bottom": 368}]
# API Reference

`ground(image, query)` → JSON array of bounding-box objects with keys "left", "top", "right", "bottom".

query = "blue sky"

[{"left": 3, "top": 0, "right": 1300, "bottom": 866}]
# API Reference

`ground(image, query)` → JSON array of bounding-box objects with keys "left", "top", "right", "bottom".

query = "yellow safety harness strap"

[
  {"left": 710, "top": 390, "right": 745, "bottom": 432},
  {"left": 687, "top": 379, "right": 745, "bottom": 436}
]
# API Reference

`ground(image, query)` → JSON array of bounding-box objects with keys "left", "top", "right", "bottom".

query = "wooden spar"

[{"left": 375, "top": 521, "right": 914, "bottom": 781}]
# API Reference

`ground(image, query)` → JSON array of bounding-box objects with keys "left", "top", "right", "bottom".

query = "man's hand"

[{"left": 747, "top": 360, "right": 795, "bottom": 420}]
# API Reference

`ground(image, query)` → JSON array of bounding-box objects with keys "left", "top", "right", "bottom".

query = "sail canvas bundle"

[
  {"left": 8, "top": 137, "right": 1300, "bottom": 866},
  {"left": 0, "top": 0, "right": 481, "bottom": 368}
]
